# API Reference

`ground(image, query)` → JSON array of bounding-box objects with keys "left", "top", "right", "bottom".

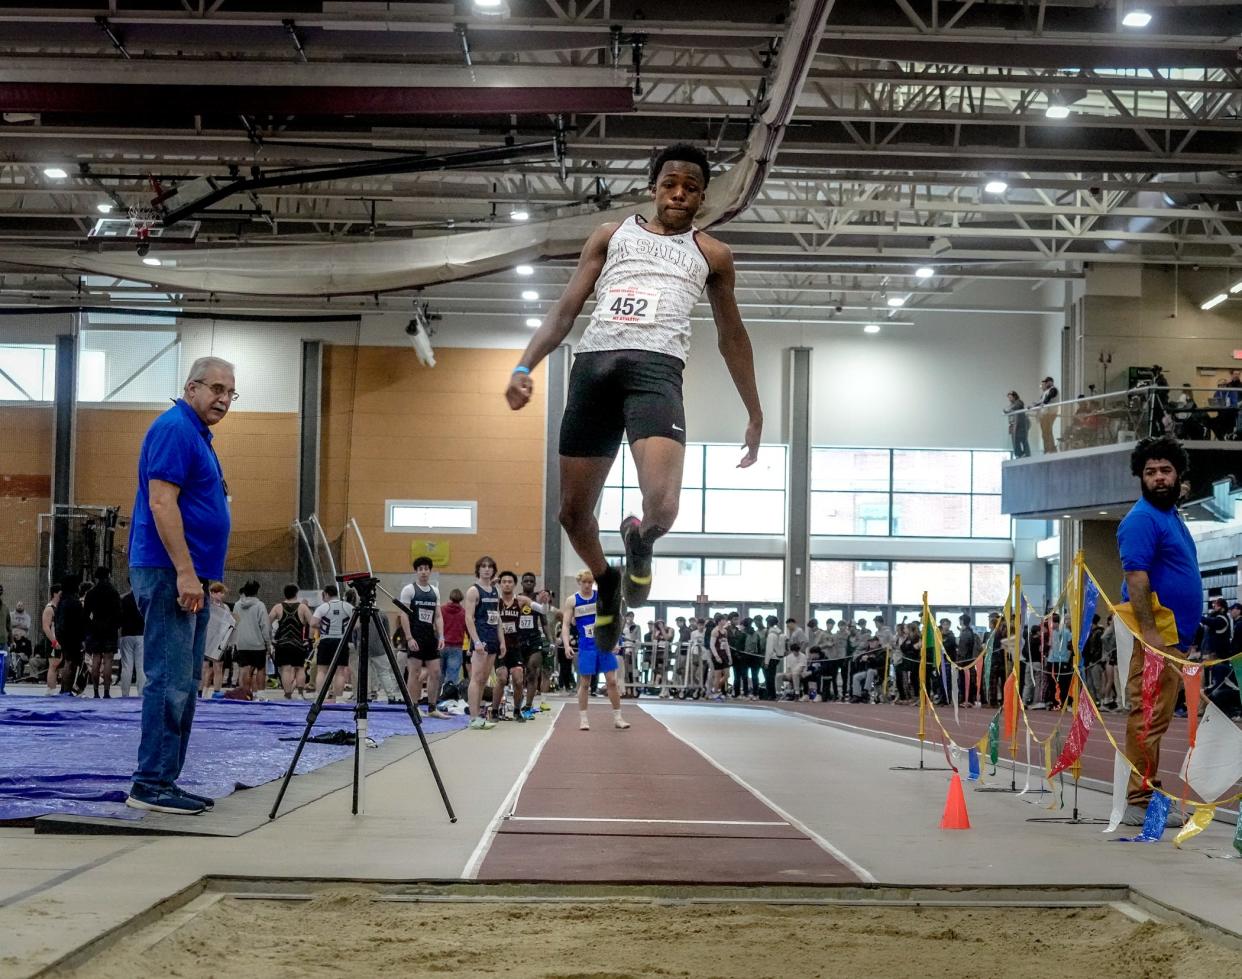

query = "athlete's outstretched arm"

[
  {"left": 505, "top": 223, "right": 617, "bottom": 411},
  {"left": 704, "top": 240, "right": 763, "bottom": 467}
]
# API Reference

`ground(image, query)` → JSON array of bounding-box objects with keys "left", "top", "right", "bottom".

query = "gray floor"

[{"left": 1, "top": 700, "right": 1239, "bottom": 979}]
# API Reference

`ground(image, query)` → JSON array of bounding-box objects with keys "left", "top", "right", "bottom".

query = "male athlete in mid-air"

[{"left": 506, "top": 143, "right": 762, "bottom": 654}]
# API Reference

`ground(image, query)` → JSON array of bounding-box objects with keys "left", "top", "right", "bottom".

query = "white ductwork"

[{"left": 0, "top": 0, "right": 835, "bottom": 297}]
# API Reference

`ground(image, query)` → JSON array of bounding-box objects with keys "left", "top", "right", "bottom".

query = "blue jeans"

[
  {"left": 440, "top": 648, "right": 463, "bottom": 698},
  {"left": 131, "top": 567, "right": 208, "bottom": 795}
]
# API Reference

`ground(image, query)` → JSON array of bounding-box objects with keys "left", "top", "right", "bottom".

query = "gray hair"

[{"left": 185, "top": 356, "right": 235, "bottom": 388}]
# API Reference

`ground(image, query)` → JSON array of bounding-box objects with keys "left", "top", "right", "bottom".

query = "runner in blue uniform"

[{"left": 562, "top": 569, "right": 629, "bottom": 732}]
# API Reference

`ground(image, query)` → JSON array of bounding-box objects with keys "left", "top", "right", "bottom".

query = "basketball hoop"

[{"left": 127, "top": 203, "right": 159, "bottom": 242}]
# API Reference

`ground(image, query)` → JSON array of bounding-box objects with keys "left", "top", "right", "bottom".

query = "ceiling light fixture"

[
  {"left": 524, "top": 317, "right": 541, "bottom": 328},
  {"left": 887, "top": 296, "right": 906, "bottom": 307},
  {"left": 141, "top": 256, "right": 162, "bottom": 267},
  {"left": 43, "top": 167, "right": 68, "bottom": 179},
  {"left": 473, "top": 0, "right": 510, "bottom": 12},
  {"left": 1201, "top": 293, "right": 1228, "bottom": 311},
  {"left": 515, "top": 264, "right": 534, "bottom": 276},
  {"left": 1045, "top": 103, "right": 1070, "bottom": 120},
  {"left": 984, "top": 179, "right": 1008, "bottom": 194},
  {"left": 1229, "top": 279, "right": 1242, "bottom": 294},
  {"left": 863, "top": 323, "right": 881, "bottom": 334},
  {"left": 509, "top": 207, "right": 530, "bottom": 222},
  {"left": 1121, "top": 10, "right": 1152, "bottom": 27},
  {"left": 96, "top": 202, "right": 114, "bottom": 214},
  {"left": 1062, "top": 514, "right": 1072, "bottom": 519},
  {"left": 521, "top": 290, "right": 539, "bottom": 301},
  {"left": 914, "top": 266, "right": 934, "bottom": 279}
]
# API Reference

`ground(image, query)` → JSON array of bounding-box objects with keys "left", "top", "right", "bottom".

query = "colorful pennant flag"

[
  {"left": 1115, "top": 793, "right": 1170, "bottom": 843},
  {"left": 1077, "top": 575, "right": 1100, "bottom": 654},
  {"left": 1182, "top": 665, "right": 1202, "bottom": 747},
  {"left": 1177, "top": 699, "right": 1242, "bottom": 803},
  {"left": 1048, "top": 690, "right": 1097, "bottom": 775},
  {"left": 967, "top": 747, "right": 981, "bottom": 781},
  {"left": 1173, "top": 806, "right": 1216, "bottom": 849}
]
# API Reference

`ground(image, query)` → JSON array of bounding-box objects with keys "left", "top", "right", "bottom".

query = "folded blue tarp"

[{"left": 0, "top": 696, "right": 466, "bottom": 823}]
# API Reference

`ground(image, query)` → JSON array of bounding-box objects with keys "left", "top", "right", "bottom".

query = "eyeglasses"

[{"left": 193, "top": 381, "right": 240, "bottom": 402}]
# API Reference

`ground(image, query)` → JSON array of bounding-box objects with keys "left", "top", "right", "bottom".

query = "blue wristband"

[{"left": 513, "top": 365, "right": 531, "bottom": 375}]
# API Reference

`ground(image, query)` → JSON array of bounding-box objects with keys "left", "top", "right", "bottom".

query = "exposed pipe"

[
  {"left": 1099, "top": 172, "right": 1242, "bottom": 253},
  {"left": 0, "top": 0, "right": 838, "bottom": 296}
]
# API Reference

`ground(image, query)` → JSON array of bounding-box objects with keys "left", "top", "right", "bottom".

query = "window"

[
  {"left": 704, "top": 557, "right": 784, "bottom": 602},
  {"left": 603, "top": 441, "right": 785, "bottom": 535},
  {"left": 648, "top": 557, "right": 702, "bottom": 601},
  {"left": 893, "top": 449, "right": 972, "bottom": 492},
  {"left": 385, "top": 500, "right": 476, "bottom": 533},
  {"left": 811, "top": 492, "right": 890, "bottom": 536},
  {"left": 812, "top": 447, "right": 890, "bottom": 492},
  {"left": 970, "top": 563, "right": 1011, "bottom": 606},
  {"left": 810, "top": 560, "right": 890, "bottom": 605},
  {"left": 704, "top": 489, "right": 784, "bottom": 534},
  {"left": 892, "top": 561, "right": 971, "bottom": 605},
  {"left": 0, "top": 344, "right": 55, "bottom": 401},
  {"left": 891, "top": 493, "right": 972, "bottom": 537},
  {"left": 78, "top": 330, "right": 180, "bottom": 404},
  {"left": 811, "top": 447, "right": 1010, "bottom": 540}
]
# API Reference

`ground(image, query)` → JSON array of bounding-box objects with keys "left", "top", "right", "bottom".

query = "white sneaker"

[
  {"left": 799, "top": 695, "right": 809, "bottom": 702},
  {"left": 1030, "top": 702, "right": 1046, "bottom": 710},
  {"left": 614, "top": 717, "right": 631, "bottom": 730},
  {"left": 579, "top": 716, "right": 590, "bottom": 731}
]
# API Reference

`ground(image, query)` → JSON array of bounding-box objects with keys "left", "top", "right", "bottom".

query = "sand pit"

[{"left": 64, "top": 886, "right": 1242, "bottom": 979}]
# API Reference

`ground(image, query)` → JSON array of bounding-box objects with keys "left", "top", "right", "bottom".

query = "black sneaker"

[
  {"left": 593, "top": 565, "right": 622, "bottom": 655},
  {"left": 620, "top": 516, "right": 652, "bottom": 606}
]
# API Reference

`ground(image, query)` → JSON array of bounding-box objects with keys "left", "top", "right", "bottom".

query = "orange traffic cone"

[{"left": 940, "top": 772, "right": 971, "bottom": 830}]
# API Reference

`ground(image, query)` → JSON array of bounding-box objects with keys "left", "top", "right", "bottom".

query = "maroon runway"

[
  {"left": 767, "top": 700, "right": 1241, "bottom": 798},
  {"left": 477, "top": 705, "right": 860, "bottom": 884}
]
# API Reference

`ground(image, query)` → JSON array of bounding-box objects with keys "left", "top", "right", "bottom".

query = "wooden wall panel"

[
  {"left": 74, "top": 406, "right": 299, "bottom": 572},
  {"left": 319, "top": 345, "right": 547, "bottom": 577},
  {"left": 0, "top": 406, "right": 53, "bottom": 566}
]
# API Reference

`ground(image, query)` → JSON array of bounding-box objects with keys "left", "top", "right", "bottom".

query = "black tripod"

[{"left": 269, "top": 573, "right": 456, "bottom": 822}]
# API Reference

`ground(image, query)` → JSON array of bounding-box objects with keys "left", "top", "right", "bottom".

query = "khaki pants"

[
  {"left": 1038, "top": 411, "right": 1057, "bottom": 453},
  {"left": 1124, "top": 648, "right": 1182, "bottom": 805}
]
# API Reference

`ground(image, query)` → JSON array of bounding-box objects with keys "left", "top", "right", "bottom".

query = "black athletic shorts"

[
  {"left": 407, "top": 628, "right": 441, "bottom": 662},
  {"left": 559, "top": 350, "right": 686, "bottom": 457},
  {"left": 274, "top": 642, "right": 306, "bottom": 669},
  {"left": 496, "top": 644, "right": 527, "bottom": 672},
  {"left": 236, "top": 648, "right": 266, "bottom": 670},
  {"left": 316, "top": 637, "right": 348, "bottom": 667}
]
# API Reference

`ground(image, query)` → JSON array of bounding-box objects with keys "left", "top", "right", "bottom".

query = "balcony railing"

[{"left": 1003, "top": 385, "right": 1241, "bottom": 458}]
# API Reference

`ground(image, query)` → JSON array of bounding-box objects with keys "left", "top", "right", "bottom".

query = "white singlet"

[{"left": 576, "top": 214, "right": 711, "bottom": 364}]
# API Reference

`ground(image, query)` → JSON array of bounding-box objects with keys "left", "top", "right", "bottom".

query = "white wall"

[{"left": 680, "top": 309, "right": 1046, "bottom": 449}]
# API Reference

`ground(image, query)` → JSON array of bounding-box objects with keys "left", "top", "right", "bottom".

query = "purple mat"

[{"left": 0, "top": 695, "right": 467, "bottom": 823}]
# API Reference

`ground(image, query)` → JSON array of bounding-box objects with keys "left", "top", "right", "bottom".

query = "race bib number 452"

[{"left": 602, "top": 287, "right": 659, "bottom": 324}]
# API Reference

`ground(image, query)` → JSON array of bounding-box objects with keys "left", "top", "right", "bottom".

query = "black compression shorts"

[
  {"left": 559, "top": 350, "right": 686, "bottom": 458},
  {"left": 316, "top": 637, "right": 348, "bottom": 667}
]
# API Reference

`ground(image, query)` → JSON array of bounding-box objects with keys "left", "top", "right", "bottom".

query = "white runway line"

[
  {"left": 505, "top": 816, "right": 789, "bottom": 826},
  {"left": 460, "top": 709, "right": 559, "bottom": 880},
  {"left": 648, "top": 709, "right": 878, "bottom": 883}
]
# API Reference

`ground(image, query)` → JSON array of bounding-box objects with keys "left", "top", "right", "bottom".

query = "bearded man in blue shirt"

[
  {"left": 126, "top": 356, "right": 235, "bottom": 815},
  {"left": 1117, "top": 436, "right": 1198, "bottom": 829}
]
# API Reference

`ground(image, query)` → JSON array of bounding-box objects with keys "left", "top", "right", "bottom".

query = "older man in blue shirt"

[{"left": 126, "top": 356, "right": 235, "bottom": 815}]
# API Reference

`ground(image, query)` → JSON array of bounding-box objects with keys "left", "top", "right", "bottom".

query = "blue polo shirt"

[
  {"left": 1118, "top": 497, "right": 1200, "bottom": 648},
  {"left": 128, "top": 399, "right": 231, "bottom": 581}
]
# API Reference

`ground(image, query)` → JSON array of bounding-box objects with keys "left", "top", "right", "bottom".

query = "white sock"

[{"left": 613, "top": 709, "right": 624, "bottom": 723}]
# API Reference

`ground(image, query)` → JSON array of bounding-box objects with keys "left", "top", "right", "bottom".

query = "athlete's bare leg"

[
  {"left": 558, "top": 456, "right": 614, "bottom": 575},
  {"left": 629, "top": 436, "right": 685, "bottom": 538}
]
